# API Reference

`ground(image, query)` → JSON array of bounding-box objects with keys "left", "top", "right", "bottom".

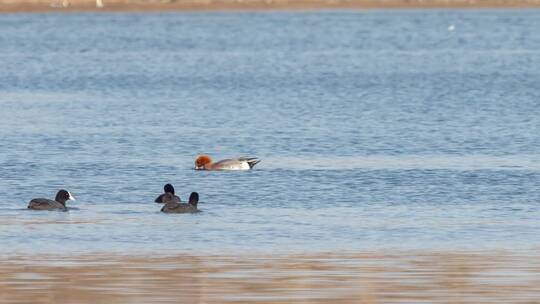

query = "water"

[
  {"left": 2, "top": 252, "right": 540, "bottom": 303},
  {"left": 0, "top": 10, "right": 539, "bottom": 256}
]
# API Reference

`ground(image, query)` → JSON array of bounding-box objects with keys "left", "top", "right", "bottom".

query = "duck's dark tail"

[
  {"left": 239, "top": 157, "right": 261, "bottom": 169},
  {"left": 189, "top": 192, "right": 199, "bottom": 207}
]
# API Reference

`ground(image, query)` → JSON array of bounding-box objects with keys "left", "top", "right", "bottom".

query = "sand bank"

[
  {"left": 1, "top": 251, "right": 539, "bottom": 303},
  {"left": 1, "top": 0, "right": 540, "bottom": 13}
]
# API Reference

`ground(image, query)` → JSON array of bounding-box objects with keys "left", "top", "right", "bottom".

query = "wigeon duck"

[
  {"left": 155, "top": 183, "right": 181, "bottom": 203},
  {"left": 27, "top": 189, "right": 75, "bottom": 211},
  {"left": 195, "top": 155, "right": 260, "bottom": 171},
  {"left": 161, "top": 192, "right": 199, "bottom": 214}
]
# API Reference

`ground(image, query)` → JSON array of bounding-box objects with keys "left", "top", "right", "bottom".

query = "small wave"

[{"left": 262, "top": 155, "right": 540, "bottom": 171}]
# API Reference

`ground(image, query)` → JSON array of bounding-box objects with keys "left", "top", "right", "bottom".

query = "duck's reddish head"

[{"left": 195, "top": 155, "right": 212, "bottom": 170}]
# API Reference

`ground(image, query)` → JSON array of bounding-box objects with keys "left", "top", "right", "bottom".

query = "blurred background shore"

[{"left": 2, "top": 0, "right": 540, "bottom": 13}]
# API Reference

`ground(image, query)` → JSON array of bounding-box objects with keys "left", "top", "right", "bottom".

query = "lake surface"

[
  {"left": 2, "top": 252, "right": 539, "bottom": 304},
  {"left": 0, "top": 10, "right": 539, "bottom": 256}
]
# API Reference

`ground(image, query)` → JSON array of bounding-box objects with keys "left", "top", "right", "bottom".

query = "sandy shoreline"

[
  {"left": 1, "top": 0, "right": 540, "bottom": 13},
  {"left": 1, "top": 251, "right": 539, "bottom": 303}
]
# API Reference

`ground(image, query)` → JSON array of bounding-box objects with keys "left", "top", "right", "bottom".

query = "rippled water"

[
  {"left": 2, "top": 252, "right": 539, "bottom": 304},
  {"left": 0, "top": 10, "right": 539, "bottom": 255}
]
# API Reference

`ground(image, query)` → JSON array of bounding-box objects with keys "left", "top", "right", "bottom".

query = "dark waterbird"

[
  {"left": 161, "top": 192, "right": 199, "bottom": 214},
  {"left": 27, "top": 189, "right": 75, "bottom": 211},
  {"left": 155, "top": 184, "right": 181, "bottom": 203}
]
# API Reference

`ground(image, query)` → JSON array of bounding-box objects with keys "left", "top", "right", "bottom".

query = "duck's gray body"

[
  {"left": 212, "top": 157, "right": 259, "bottom": 170},
  {"left": 27, "top": 199, "right": 67, "bottom": 211}
]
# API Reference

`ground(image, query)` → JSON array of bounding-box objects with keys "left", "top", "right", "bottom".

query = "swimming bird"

[
  {"left": 27, "top": 189, "right": 75, "bottom": 211},
  {"left": 161, "top": 192, "right": 199, "bottom": 214},
  {"left": 195, "top": 155, "right": 260, "bottom": 171},
  {"left": 155, "top": 184, "right": 181, "bottom": 203}
]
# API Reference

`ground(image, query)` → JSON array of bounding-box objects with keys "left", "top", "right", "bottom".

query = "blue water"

[{"left": 0, "top": 10, "right": 539, "bottom": 255}]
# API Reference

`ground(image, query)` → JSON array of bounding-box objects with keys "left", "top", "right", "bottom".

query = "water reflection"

[{"left": 1, "top": 252, "right": 538, "bottom": 303}]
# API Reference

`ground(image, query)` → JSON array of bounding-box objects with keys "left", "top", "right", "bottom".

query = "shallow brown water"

[{"left": 1, "top": 251, "right": 539, "bottom": 304}]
